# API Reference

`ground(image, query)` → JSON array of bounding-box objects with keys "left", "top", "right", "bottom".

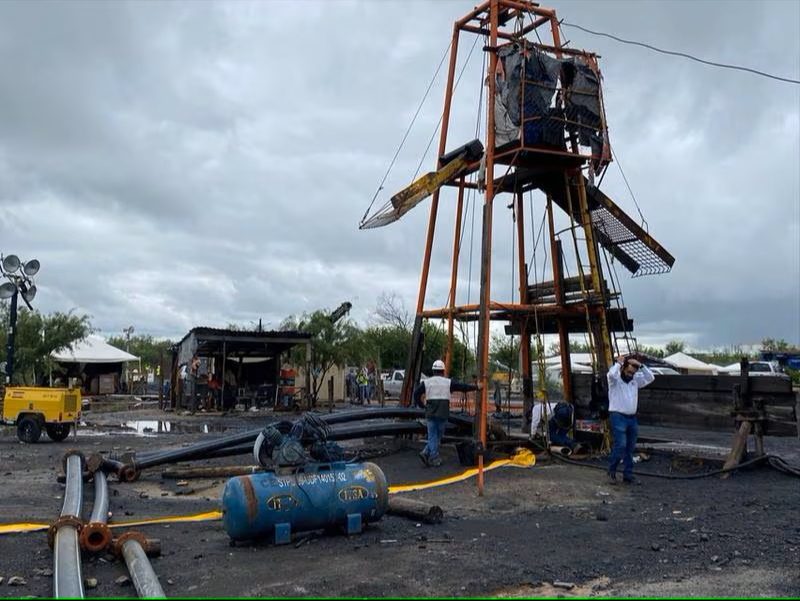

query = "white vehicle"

[
  {"left": 747, "top": 361, "right": 789, "bottom": 377},
  {"left": 649, "top": 367, "right": 681, "bottom": 376},
  {"left": 381, "top": 370, "right": 406, "bottom": 398},
  {"left": 723, "top": 361, "right": 789, "bottom": 378},
  {"left": 381, "top": 369, "right": 431, "bottom": 398}
]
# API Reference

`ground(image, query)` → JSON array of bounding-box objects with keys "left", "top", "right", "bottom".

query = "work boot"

[
  {"left": 606, "top": 471, "right": 618, "bottom": 485},
  {"left": 418, "top": 451, "right": 430, "bottom": 467},
  {"left": 429, "top": 457, "right": 442, "bottom": 467},
  {"left": 622, "top": 476, "right": 641, "bottom": 486}
]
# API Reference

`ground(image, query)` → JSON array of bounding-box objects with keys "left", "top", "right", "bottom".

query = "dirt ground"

[{"left": 0, "top": 404, "right": 798, "bottom": 599}]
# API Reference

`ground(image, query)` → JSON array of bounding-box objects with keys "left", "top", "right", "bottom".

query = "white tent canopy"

[
  {"left": 664, "top": 352, "right": 718, "bottom": 374},
  {"left": 51, "top": 335, "right": 139, "bottom": 364},
  {"left": 544, "top": 353, "right": 594, "bottom": 373}
]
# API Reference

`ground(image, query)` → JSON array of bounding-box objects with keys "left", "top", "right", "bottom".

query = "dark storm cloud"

[{"left": 0, "top": 0, "right": 797, "bottom": 349}]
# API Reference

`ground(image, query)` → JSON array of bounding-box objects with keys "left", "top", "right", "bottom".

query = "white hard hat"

[{"left": 432, "top": 359, "right": 445, "bottom": 372}]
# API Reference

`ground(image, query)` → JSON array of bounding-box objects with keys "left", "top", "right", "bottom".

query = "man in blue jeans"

[
  {"left": 413, "top": 359, "right": 480, "bottom": 467},
  {"left": 607, "top": 354, "right": 654, "bottom": 485}
]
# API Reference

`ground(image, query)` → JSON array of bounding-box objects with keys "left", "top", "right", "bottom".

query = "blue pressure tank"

[{"left": 221, "top": 461, "right": 389, "bottom": 544}]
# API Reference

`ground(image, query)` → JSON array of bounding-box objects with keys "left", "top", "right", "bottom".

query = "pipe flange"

[
  {"left": 61, "top": 449, "right": 85, "bottom": 474},
  {"left": 47, "top": 515, "right": 84, "bottom": 549},
  {"left": 117, "top": 464, "right": 141, "bottom": 482},
  {"left": 79, "top": 521, "right": 112, "bottom": 553},
  {"left": 113, "top": 531, "right": 149, "bottom": 556},
  {"left": 84, "top": 453, "right": 104, "bottom": 474}
]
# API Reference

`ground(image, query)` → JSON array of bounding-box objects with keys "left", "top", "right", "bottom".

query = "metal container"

[{"left": 221, "top": 461, "right": 389, "bottom": 544}]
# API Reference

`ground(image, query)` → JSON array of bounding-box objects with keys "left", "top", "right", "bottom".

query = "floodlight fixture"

[
  {"left": 23, "top": 259, "right": 40, "bottom": 277},
  {"left": 0, "top": 282, "right": 16, "bottom": 299},
  {"left": 2, "top": 254, "right": 20, "bottom": 274}
]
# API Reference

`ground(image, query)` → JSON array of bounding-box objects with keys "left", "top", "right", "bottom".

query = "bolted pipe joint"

[
  {"left": 47, "top": 515, "right": 84, "bottom": 550},
  {"left": 80, "top": 522, "right": 112, "bottom": 554},
  {"left": 84, "top": 452, "right": 105, "bottom": 474},
  {"left": 117, "top": 464, "right": 141, "bottom": 482},
  {"left": 60, "top": 449, "right": 85, "bottom": 475},
  {"left": 114, "top": 532, "right": 162, "bottom": 558}
]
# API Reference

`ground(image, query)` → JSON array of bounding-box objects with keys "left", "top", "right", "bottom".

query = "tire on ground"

[
  {"left": 46, "top": 423, "right": 71, "bottom": 442},
  {"left": 17, "top": 417, "right": 43, "bottom": 444}
]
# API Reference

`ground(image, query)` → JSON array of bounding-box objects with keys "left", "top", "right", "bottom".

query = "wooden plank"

[{"left": 721, "top": 421, "right": 751, "bottom": 478}]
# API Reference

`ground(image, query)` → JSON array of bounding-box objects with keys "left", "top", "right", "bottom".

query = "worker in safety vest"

[{"left": 413, "top": 359, "right": 480, "bottom": 467}]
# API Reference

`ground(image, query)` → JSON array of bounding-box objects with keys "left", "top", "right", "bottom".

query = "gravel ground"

[{"left": 0, "top": 406, "right": 798, "bottom": 598}]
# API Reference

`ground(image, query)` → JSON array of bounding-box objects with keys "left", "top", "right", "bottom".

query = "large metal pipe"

[
  {"left": 117, "top": 430, "right": 264, "bottom": 480},
  {"left": 116, "top": 409, "right": 479, "bottom": 479},
  {"left": 53, "top": 451, "right": 85, "bottom": 598},
  {"left": 80, "top": 470, "right": 112, "bottom": 553},
  {"left": 116, "top": 533, "right": 166, "bottom": 598}
]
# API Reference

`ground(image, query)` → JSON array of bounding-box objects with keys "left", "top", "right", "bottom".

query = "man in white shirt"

[{"left": 606, "top": 354, "right": 655, "bottom": 485}]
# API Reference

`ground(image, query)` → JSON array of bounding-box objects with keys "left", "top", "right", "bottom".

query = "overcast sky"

[{"left": 0, "top": 0, "right": 797, "bottom": 352}]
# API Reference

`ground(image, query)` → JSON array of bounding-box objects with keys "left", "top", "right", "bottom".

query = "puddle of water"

[{"left": 123, "top": 421, "right": 231, "bottom": 435}]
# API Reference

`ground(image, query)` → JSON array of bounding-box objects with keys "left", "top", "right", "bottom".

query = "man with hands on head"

[{"left": 606, "top": 353, "right": 654, "bottom": 485}]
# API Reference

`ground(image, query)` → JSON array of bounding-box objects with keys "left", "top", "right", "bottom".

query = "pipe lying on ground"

[
  {"left": 52, "top": 450, "right": 85, "bottom": 599},
  {"left": 161, "top": 465, "right": 263, "bottom": 479},
  {"left": 106, "top": 408, "right": 478, "bottom": 481},
  {"left": 114, "top": 532, "right": 166, "bottom": 598},
  {"left": 387, "top": 496, "right": 444, "bottom": 524},
  {"left": 550, "top": 445, "right": 572, "bottom": 457},
  {"left": 79, "top": 470, "right": 112, "bottom": 554}
]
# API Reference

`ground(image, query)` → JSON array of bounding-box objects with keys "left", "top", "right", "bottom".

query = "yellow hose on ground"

[{"left": 0, "top": 449, "right": 536, "bottom": 535}]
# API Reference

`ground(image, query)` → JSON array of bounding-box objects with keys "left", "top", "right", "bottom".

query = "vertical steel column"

[
  {"left": 515, "top": 191, "right": 533, "bottom": 432},
  {"left": 4, "top": 288, "right": 17, "bottom": 384},
  {"left": 476, "top": 0, "right": 500, "bottom": 496},
  {"left": 402, "top": 22, "right": 463, "bottom": 407},
  {"left": 546, "top": 196, "right": 573, "bottom": 400}
]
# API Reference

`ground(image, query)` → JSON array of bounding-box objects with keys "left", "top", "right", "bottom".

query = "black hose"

[{"left": 551, "top": 452, "right": 800, "bottom": 479}]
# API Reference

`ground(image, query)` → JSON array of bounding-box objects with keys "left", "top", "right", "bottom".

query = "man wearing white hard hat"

[{"left": 413, "top": 359, "right": 480, "bottom": 467}]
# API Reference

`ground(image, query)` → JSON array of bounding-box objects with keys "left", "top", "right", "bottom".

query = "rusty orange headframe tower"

[{"left": 385, "top": 0, "right": 674, "bottom": 494}]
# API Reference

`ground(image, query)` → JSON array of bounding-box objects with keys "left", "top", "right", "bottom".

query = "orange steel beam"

[
  {"left": 403, "top": 23, "right": 461, "bottom": 408},
  {"left": 413, "top": 24, "right": 461, "bottom": 317},
  {"left": 517, "top": 15, "right": 551, "bottom": 38},
  {"left": 445, "top": 178, "right": 466, "bottom": 374},
  {"left": 456, "top": 1, "right": 492, "bottom": 28},
  {"left": 421, "top": 302, "right": 613, "bottom": 319},
  {"left": 461, "top": 24, "right": 519, "bottom": 41}
]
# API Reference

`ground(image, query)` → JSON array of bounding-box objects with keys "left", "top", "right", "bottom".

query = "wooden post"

[{"left": 721, "top": 420, "right": 751, "bottom": 479}]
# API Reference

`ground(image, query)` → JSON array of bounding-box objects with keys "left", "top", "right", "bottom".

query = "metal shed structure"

[{"left": 170, "top": 327, "right": 312, "bottom": 411}]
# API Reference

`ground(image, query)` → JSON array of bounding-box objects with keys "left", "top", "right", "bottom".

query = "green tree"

[
  {"left": 281, "top": 309, "right": 363, "bottom": 403},
  {"left": 761, "top": 338, "right": 792, "bottom": 352},
  {"left": 0, "top": 305, "right": 91, "bottom": 385},
  {"left": 490, "top": 333, "right": 520, "bottom": 374},
  {"left": 419, "top": 321, "right": 475, "bottom": 380},
  {"left": 548, "top": 340, "right": 592, "bottom": 356},
  {"left": 665, "top": 340, "right": 685, "bottom": 355},
  {"left": 360, "top": 325, "right": 410, "bottom": 371},
  {"left": 638, "top": 345, "right": 665, "bottom": 359},
  {"left": 106, "top": 334, "right": 174, "bottom": 372}
]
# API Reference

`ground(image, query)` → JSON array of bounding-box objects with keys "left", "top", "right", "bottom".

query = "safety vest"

[{"left": 424, "top": 376, "right": 451, "bottom": 401}]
